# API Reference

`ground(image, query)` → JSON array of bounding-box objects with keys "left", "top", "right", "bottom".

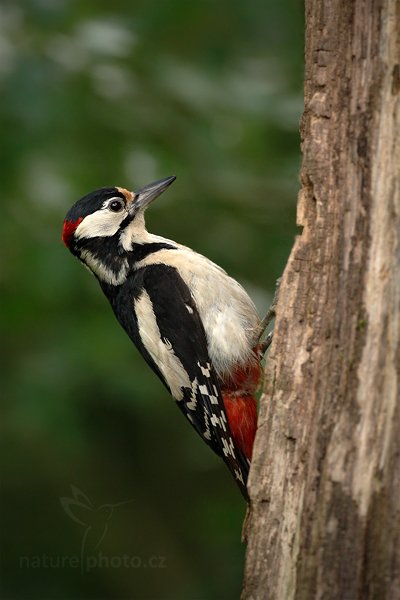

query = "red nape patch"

[
  {"left": 62, "top": 218, "right": 83, "bottom": 248},
  {"left": 222, "top": 393, "right": 258, "bottom": 460}
]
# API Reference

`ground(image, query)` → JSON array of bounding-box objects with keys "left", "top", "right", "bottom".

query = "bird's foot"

[
  {"left": 257, "top": 277, "right": 281, "bottom": 343},
  {"left": 257, "top": 330, "right": 274, "bottom": 359}
]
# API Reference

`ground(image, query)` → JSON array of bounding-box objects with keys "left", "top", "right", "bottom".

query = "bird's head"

[
  {"left": 62, "top": 176, "right": 176, "bottom": 284},
  {"left": 62, "top": 176, "right": 176, "bottom": 253}
]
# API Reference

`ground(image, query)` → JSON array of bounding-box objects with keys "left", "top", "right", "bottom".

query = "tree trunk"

[{"left": 242, "top": 1, "right": 400, "bottom": 599}]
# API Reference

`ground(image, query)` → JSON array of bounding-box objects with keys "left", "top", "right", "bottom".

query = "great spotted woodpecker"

[{"left": 62, "top": 176, "right": 272, "bottom": 499}]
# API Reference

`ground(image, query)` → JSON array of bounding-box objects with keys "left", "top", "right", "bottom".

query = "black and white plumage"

[{"left": 63, "top": 177, "right": 261, "bottom": 499}]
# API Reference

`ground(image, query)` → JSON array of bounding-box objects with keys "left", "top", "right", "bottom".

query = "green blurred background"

[{"left": 1, "top": 1, "right": 303, "bottom": 598}]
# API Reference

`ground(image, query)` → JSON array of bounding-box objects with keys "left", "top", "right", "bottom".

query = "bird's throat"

[{"left": 80, "top": 248, "right": 129, "bottom": 286}]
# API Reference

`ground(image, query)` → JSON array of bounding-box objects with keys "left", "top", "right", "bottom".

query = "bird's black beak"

[{"left": 132, "top": 176, "right": 176, "bottom": 213}]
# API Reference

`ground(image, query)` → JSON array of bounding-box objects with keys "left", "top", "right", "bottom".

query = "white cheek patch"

[{"left": 75, "top": 209, "right": 126, "bottom": 240}]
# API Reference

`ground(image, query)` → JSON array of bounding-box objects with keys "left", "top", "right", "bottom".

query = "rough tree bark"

[{"left": 243, "top": 1, "right": 400, "bottom": 599}]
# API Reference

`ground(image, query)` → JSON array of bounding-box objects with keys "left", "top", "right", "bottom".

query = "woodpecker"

[{"left": 62, "top": 176, "right": 271, "bottom": 499}]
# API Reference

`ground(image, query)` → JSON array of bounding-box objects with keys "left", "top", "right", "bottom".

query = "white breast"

[{"left": 135, "top": 245, "right": 260, "bottom": 377}]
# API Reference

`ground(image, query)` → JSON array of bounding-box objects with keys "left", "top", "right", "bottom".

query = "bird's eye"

[{"left": 109, "top": 199, "right": 124, "bottom": 212}]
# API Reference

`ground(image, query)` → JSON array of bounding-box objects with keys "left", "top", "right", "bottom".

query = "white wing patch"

[
  {"left": 198, "top": 362, "right": 211, "bottom": 377},
  {"left": 202, "top": 407, "right": 212, "bottom": 440},
  {"left": 234, "top": 469, "right": 245, "bottom": 485},
  {"left": 134, "top": 290, "right": 191, "bottom": 400},
  {"left": 186, "top": 378, "right": 198, "bottom": 410},
  {"left": 198, "top": 384, "right": 219, "bottom": 405},
  {"left": 210, "top": 413, "right": 222, "bottom": 428},
  {"left": 219, "top": 411, "right": 227, "bottom": 431},
  {"left": 222, "top": 437, "right": 236, "bottom": 459}
]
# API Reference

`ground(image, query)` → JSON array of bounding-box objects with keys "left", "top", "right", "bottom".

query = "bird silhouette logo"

[{"left": 60, "top": 485, "right": 133, "bottom": 567}]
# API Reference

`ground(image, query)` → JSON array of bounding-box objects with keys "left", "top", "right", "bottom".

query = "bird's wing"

[{"left": 131, "top": 263, "right": 250, "bottom": 498}]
